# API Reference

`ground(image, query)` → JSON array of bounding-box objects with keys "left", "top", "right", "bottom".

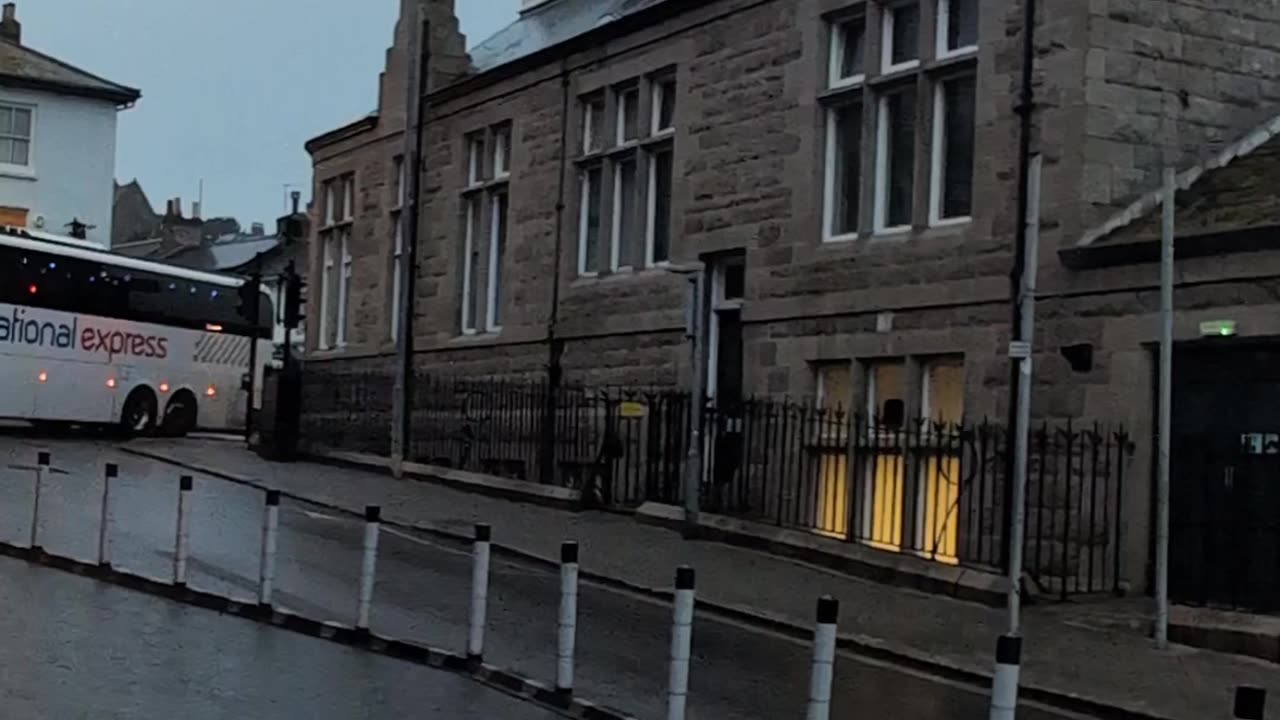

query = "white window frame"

[
  {"left": 342, "top": 177, "right": 355, "bottom": 222},
  {"left": 650, "top": 78, "right": 676, "bottom": 136},
  {"left": 390, "top": 214, "right": 404, "bottom": 343},
  {"left": 881, "top": 1, "right": 921, "bottom": 75},
  {"left": 493, "top": 126, "right": 511, "bottom": 179},
  {"left": 461, "top": 197, "right": 479, "bottom": 335},
  {"left": 577, "top": 167, "right": 601, "bottom": 277},
  {"left": 485, "top": 193, "right": 506, "bottom": 332},
  {"left": 704, "top": 258, "right": 745, "bottom": 402},
  {"left": 644, "top": 149, "right": 672, "bottom": 268},
  {"left": 323, "top": 181, "right": 337, "bottom": 227},
  {"left": 583, "top": 99, "right": 605, "bottom": 154},
  {"left": 929, "top": 75, "right": 975, "bottom": 228},
  {"left": 610, "top": 156, "right": 636, "bottom": 272},
  {"left": 874, "top": 93, "right": 913, "bottom": 235},
  {"left": 936, "top": 0, "right": 978, "bottom": 60},
  {"left": 0, "top": 102, "right": 34, "bottom": 174},
  {"left": 319, "top": 234, "right": 335, "bottom": 349},
  {"left": 467, "top": 135, "right": 485, "bottom": 187},
  {"left": 815, "top": 361, "right": 853, "bottom": 410},
  {"left": 822, "top": 105, "right": 860, "bottom": 243},
  {"left": 828, "top": 17, "right": 866, "bottom": 89},
  {"left": 615, "top": 85, "right": 640, "bottom": 147},
  {"left": 336, "top": 231, "right": 352, "bottom": 347}
]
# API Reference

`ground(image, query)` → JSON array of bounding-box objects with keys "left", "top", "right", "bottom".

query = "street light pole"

[
  {"left": 683, "top": 271, "right": 706, "bottom": 531},
  {"left": 1154, "top": 166, "right": 1176, "bottom": 649}
]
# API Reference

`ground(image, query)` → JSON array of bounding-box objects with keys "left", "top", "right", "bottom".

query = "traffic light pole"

[{"left": 245, "top": 272, "right": 261, "bottom": 442}]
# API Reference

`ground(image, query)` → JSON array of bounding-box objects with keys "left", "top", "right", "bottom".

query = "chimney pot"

[{"left": 191, "top": 200, "right": 201, "bottom": 220}]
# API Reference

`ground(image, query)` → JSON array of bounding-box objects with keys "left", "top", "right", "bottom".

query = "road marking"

[
  {"left": 383, "top": 526, "right": 471, "bottom": 558},
  {"left": 300, "top": 509, "right": 344, "bottom": 523}
]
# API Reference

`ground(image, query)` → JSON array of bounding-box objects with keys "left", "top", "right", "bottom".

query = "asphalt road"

[
  {"left": 0, "top": 553, "right": 559, "bottom": 719},
  {"left": 0, "top": 434, "right": 1095, "bottom": 720}
]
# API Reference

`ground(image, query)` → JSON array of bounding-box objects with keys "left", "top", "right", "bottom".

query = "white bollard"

[
  {"left": 1235, "top": 686, "right": 1266, "bottom": 720},
  {"left": 806, "top": 596, "right": 839, "bottom": 720},
  {"left": 988, "top": 635, "right": 1022, "bottom": 720},
  {"left": 173, "top": 475, "right": 193, "bottom": 586},
  {"left": 98, "top": 463, "right": 116, "bottom": 567},
  {"left": 556, "top": 540, "right": 580, "bottom": 696},
  {"left": 356, "top": 505, "right": 381, "bottom": 631},
  {"left": 30, "top": 451, "right": 49, "bottom": 550},
  {"left": 667, "top": 566, "right": 696, "bottom": 720},
  {"left": 258, "top": 490, "right": 281, "bottom": 607},
  {"left": 468, "top": 523, "right": 492, "bottom": 662}
]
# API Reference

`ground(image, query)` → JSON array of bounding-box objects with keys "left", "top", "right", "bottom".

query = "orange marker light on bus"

[
  {"left": 205, "top": 385, "right": 217, "bottom": 398},
  {"left": 205, "top": 323, "right": 224, "bottom": 333},
  {"left": 27, "top": 284, "right": 37, "bottom": 295},
  {"left": 159, "top": 382, "right": 170, "bottom": 393},
  {"left": 106, "top": 378, "right": 117, "bottom": 389},
  {"left": 37, "top": 371, "right": 47, "bottom": 383}
]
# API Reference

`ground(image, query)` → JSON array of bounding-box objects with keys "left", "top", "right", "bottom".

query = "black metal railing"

[{"left": 298, "top": 369, "right": 1133, "bottom": 598}]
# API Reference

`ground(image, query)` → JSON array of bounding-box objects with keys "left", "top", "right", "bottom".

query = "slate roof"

[
  {"left": 1077, "top": 114, "right": 1280, "bottom": 249},
  {"left": 469, "top": 0, "right": 670, "bottom": 73},
  {"left": 0, "top": 37, "right": 140, "bottom": 104}
]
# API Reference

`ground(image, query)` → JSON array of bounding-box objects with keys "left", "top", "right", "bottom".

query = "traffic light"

[{"left": 283, "top": 264, "right": 305, "bottom": 329}]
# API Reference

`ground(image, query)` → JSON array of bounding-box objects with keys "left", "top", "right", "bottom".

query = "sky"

[{"left": 19, "top": 0, "right": 521, "bottom": 226}]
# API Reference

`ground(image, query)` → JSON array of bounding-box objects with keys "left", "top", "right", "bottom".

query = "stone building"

[{"left": 303, "top": 0, "right": 1280, "bottom": 602}]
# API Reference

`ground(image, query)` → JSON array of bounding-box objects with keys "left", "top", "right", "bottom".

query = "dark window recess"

[
  {"left": 942, "top": 74, "right": 976, "bottom": 219},
  {"left": 651, "top": 148, "right": 673, "bottom": 263},
  {"left": 891, "top": 3, "right": 920, "bottom": 65},
  {"left": 839, "top": 17, "right": 866, "bottom": 79},
  {"left": 657, "top": 78, "right": 677, "bottom": 130},
  {"left": 886, "top": 89, "right": 917, "bottom": 227},
  {"left": 948, "top": 0, "right": 979, "bottom": 50},
  {"left": 491, "top": 192, "right": 508, "bottom": 326},
  {"left": 723, "top": 262, "right": 745, "bottom": 300},
  {"left": 834, "top": 101, "right": 862, "bottom": 235}
]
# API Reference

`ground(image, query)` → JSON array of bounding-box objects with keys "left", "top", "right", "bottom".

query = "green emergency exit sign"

[{"left": 1198, "top": 320, "right": 1237, "bottom": 337}]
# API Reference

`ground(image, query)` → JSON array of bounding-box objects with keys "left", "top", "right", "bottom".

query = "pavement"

[
  {"left": 5, "top": 434, "right": 1277, "bottom": 719},
  {"left": 0, "top": 554, "right": 559, "bottom": 720}
]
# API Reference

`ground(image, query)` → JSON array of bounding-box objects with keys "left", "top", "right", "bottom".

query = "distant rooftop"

[
  {"left": 0, "top": 4, "right": 139, "bottom": 105},
  {"left": 469, "top": 0, "right": 669, "bottom": 73}
]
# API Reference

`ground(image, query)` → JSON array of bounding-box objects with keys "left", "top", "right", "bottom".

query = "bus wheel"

[
  {"left": 160, "top": 391, "right": 198, "bottom": 438},
  {"left": 120, "top": 388, "right": 158, "bottom": 437}
]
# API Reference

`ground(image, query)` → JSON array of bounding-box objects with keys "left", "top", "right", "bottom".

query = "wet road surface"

[
  {"left": 0, "top": 435, "right": 1096, "bottom": 720},
  {"left": 0, "top": 554, "right": 560, "bottom": 719}
]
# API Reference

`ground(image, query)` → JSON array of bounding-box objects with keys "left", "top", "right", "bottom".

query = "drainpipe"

[
  {"left": 1004, "top": 0, "right": 1038, "bottom": 574},
  {"left": 539, "top": 63, "right": 571, "bottom": 486}
]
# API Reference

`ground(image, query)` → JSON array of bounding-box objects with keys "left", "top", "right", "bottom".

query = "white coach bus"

[{"left": 0, "top": 227, "right": 271, "bottom": 435}]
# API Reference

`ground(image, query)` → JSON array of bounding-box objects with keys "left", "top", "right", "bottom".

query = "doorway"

[{"left": 1169, "top": 343, "right": 1280, "bottom": 610}]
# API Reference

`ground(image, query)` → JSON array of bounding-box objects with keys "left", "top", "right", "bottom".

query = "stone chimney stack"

[{"left": 0, "top": 4, "right": 21, "bottom": 45}]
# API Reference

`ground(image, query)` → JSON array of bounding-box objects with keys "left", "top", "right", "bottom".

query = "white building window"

[
  {"left": 615, "top": 84, "right": 640, "bottom": 146},
  {"left": 651, "top": 76, "right": 676, "bottom": 135},
  {"left": 828, "top": 15, "right": 866, "bottom": 88},
  {"left": 875, "top": 86, "right": 917, "bottom": 232},
  {"left": 583, "top": 96, "right": 606, "bottom": 154},
  {"left": 881, "top": 2, "right": 921, "bottom": 74},
  {"left": 0, "top": 104, "right": 32, "bottom": 168},
  {"left": 611, "top": 155, "right": 638, "bottom": 271},
  {"left": 319, "top": 234, "right": 336, "bottom": 349},
  {"left": 645, "top": 147, "right": 672, "bottom": 266},
  {"left": 461, "top": 196, "right": 481, "bottom": 334},
  {"left": 336, "top": 230, "right": 352, "bottom": 346},
  {"left": 493, "top": 124, "right": 511, "bottom": 178},
  {"left": 323, "top": 181, "right": 337, "bottom": 227},
  {"left": 823, "top": 101, "right": 863, "bottom": 242},
  {"left": 930, "top": 73, "right": 977, "bottom": 225},
  {"left": 937, "top": 0, "right": 979, "bottom": 58},
  {"left": 467, "top": 133, "right": 485, "bottom": 187},
  {"left": 390, "top": 213, "right": 403, "bottom": 343},
  {"left": 578, "top": 165, "right": 603, "bottom": 276},
  {"left": 486, "top": 191, "right": 508, "bottom": 332},
  {"left": 342, "top": 176, "right": 355, "bottom": 222}
]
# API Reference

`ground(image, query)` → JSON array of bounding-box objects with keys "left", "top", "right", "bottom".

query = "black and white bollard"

[
  {"left": 30, "top": 451, "right": 49, "bottom": 550},
  {"left": 468, "top": 523, "right": 492, "bottom": 663},
  {"left": 356, "top": 505, "right": 381, "bottom": 631},
  {"left": 556, "top": 540, "right": 580, "bottom": 696},
  {"left": 988, "top": 635, "right": 1022, "bottom": 720},
  {"left": 173, "top": 475, "right": 193, "bottom": 586},
  {"left": 806, "top": 596, "right": 839, "bottom": 720},
  {"left": 98, "top": 463, "right": 116, "bottom": 567},
  {"left": 666, "top": 566, "right": 696, "bottom": 720},
  {"left": 258, "top": 490, "right": 281, "bottom": 607},
  {"left": 1234, "top": 686, "right": 1265, "bottom": 720}
]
